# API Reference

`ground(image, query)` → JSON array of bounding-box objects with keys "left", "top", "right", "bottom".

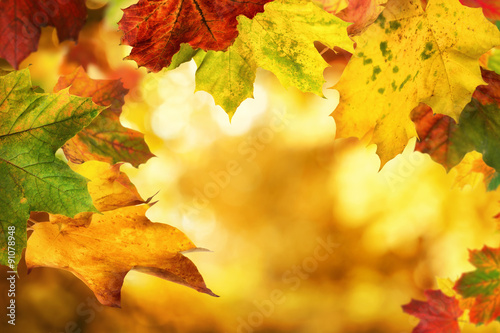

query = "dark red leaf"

[{"left": 0, "top": 0, "right": 87, "bottom": 69}]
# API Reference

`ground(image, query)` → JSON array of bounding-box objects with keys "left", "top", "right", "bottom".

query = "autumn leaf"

[
  {"left": 312, "top": 0, "right": 348, "bottom": 13},
  {"left": 194, "top": 0, "right": 353, "bottom": 117},
  {"left": 0, "top": 69, "right": 103, "bottom": 268},
  {"left": 461, "top": 0, "right": 500, "bottom": 21},
  {"left": 118, "top": 0, "right": 273, "bottom": 72},
  {"left": 412, "top": 69, "right": 500, "bottom": 177},
  {"left": 487, "top": 48, "right": 500, "bottom": 75},
  {"left": 454, "top": 246, "right": 500, "bottom": 324},
  {"left": 48, "top": 161, "right": 149, "bottom": 227},
  {"left": 402, "top": 289, "right": 463, "bottom": 333},
  {"left": 437, "top": 277, "right": 475, "bottom": 318},
  {"left": 336, "top": 0, "right": 388, "bottom": 35},
  {"left": 488, "top": 173, "right": 500, "bottom": 191},
  {"left": 26, "top": 161, "right": 216, "bottom": 307},
  {"left": 0, "top": 0, "right": 87, "bottom": 69},
  {"left": 332, "top": 0, "right": 500, "bottom": 167},
  {"left": 448, "top": 152, "right": 496, "bottom": 190},
  {"left": 54, "top": 67, "right": 154, "bottom": 167}
]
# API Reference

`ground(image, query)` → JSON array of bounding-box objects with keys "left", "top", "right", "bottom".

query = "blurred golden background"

[{"left": 2, "top": 2, "right": 500, "bottom": 332}]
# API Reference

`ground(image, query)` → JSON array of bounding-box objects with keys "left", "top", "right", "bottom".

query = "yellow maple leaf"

[
  {"left": 26, "top": 161, "right": 216, "bottom": 307},
  {"left": 333, "top": 0, "right": 500, "bottom": 167}
]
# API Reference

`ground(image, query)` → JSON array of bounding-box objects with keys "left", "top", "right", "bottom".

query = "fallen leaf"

[
  {"left": 0, "top": 69, "right": 103, "bottom": 267},
  {"left": 402, "top": 289, "right": 463, "bottom": 333},
  {"left": 118, "top": 0, "right": 272, "bottom": 72},
  {"left": 332, "top": 0, "right": 500, "bottom": 167},
  {"left": 54, "top": 67, "right": 154, "bottom": 167},
  {"left": 0, "top": 0, "right": 87, "bottom": 69}
]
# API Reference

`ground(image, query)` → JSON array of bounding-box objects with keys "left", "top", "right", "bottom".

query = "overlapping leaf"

[
  {"left": 449, "top": 152, "right": 496, "bottom": 190},
  {"left": 0, "top": 0, "right": 87, "bottom": 69},
  {"left": 332, "top": 0, "right": 500, "bottom": 167},
  {"left": 454, "top": 246, "right": 500, "bottom": 324},
  {"left": 0, "top": 69, "right": 103, "bottom": 268},
  {"left": 26, "top": 161, "right": 216, "bottom": 307},
  {"left": 461, "top": 0, "right": 500, "bottom": 21},
  {"left": 48, "top": 161, "right": 148, "bottom": 227},
  {"left": 118, "top": 0, "right": 273, "bottom": 72},
  {"left": 54, "top": 67, "right": 154, "bottom": 167},
  {"left": 487, "top": 48, "right": 500, "bottom": 75},
  {"left": 402, "top": 289, "right": 463, "bottom": 333},
  {"left": 336, "top": 0, "right": 388, "bottom": 35},
  {"left": 191, "top": 0, "right": 353, "bottom": 117},
  {"left": 312, "top": 0, "right": 348, "bottom": 13},
  {"left": 411, "top": 69, "right": 500, "bottom": 177}
]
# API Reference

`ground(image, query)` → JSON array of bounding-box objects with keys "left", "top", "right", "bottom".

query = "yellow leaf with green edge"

[
  {"left": 333, "top": 0, "right": 500, "bottom": 167},
  {"left": 0, "top": 69, "right": 104, "bottom": 268},
  {"left": 195, "top": 0, "right": 353, "bottom": 117}
]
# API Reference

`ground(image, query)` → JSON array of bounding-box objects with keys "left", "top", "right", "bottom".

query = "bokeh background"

[{"left": 2, "top": 1, "right": 500, "bottom": 332}]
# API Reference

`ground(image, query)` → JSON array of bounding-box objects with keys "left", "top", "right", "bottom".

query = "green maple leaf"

[
  {"left": 167, "top": 0, "right": 353, "bottom": 118},
  {"left": 0, "top": 69, "right": 104, "bottom": 268}
]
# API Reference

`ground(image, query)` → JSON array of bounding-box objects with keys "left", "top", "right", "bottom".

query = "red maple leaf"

[
  {"left": 0, "top": 0, "right": 87, "bottom": 69},
  {"left": 402, "top": 290, "right": 463, "bottom": 333},
  {"left": 118, "top": 0, "right": 273, "bottom": 72}
]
